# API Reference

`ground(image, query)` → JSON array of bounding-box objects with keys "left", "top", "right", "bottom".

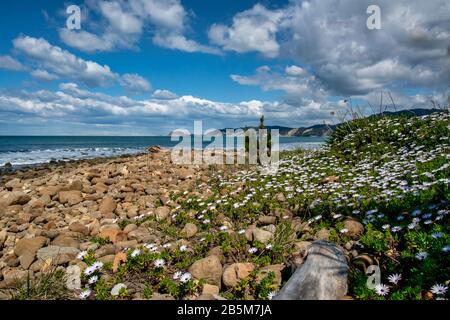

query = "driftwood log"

[{"left": 274, "top": 240, "right": 348, "bottom": 300}]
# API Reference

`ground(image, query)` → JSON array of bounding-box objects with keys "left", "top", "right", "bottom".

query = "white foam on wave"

[
  {"left": 0, "top": 147, "right": 145, "bottom": 166},
  {"left": 0, "top": 141, "right": 324, "bottom": 166}
]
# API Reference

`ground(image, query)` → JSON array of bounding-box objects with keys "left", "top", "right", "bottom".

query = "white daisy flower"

[
  {"left": 375, "top": 284, "right": 390, "bottom": 296},
  {"left": 180, "top": 273, "right": 192, "bottom": 283},
  {"left": 88, "top": 275, "right": 98, "bottom": 285},
  {"left": 79, "top": 289, "right": 91, "bottom": 300},
  {"left": 415, "top": 252, "right": 428, "bottom": 260},
  {"left": 179, "top": 245, "right": 188, "bottom": 252},
  {"left": 154, "top": 259, "right": 165, "bottom": 268},
  {"left": 173, "top": 271, "right": 183, "bottom": 280},
  {"left": 388, "top": 273, "right": 402, "bottom": 285},
  {"left": 430, "top": 284, "right": 448, "bottom": 295},
  {"left": 130, "top": 249, "right": 141, "bottom": 258},
  {"left": 77, "top": 251, "right": 88, "bottom": 260},
  {"left": 248, "top": 247, "right": 258, "bottom": 254},
  {"left": 267, "top": 291, "right": 277, "bottom": 300}
]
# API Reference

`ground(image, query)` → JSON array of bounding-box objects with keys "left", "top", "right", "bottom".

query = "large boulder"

[
  {"left": 155, "top": 206, "right": 170, "bottom": 221},
  {"left": 343, "top": 219, "right": 364, "bottom": 237},
  {"left": 252, "top": 228, "right": 273, "bottom": 244},
  {"left": 99, "top": 197, "right": 117, "bottom": 215},
  {"left": 1, "top": 192, "right": 31, "bottom": 206},
  {"left": 181, "top": 223, "right": 198, "bottom": 238},
  {"left": 273, "top": 241, "right": 348, "bottom": 300},
  {"left": 58, "top": 191, "right": 83, "bottom": 205},
  {"left": 222, "top": 263, "right": 255, "bottom": 288},
  {"left": 188, "top": 256, "right": 223, "bottom": 287},
  {"left": 36, "top": 246, "right": 80, "bottom": 265},
  {"left": 14, "top": 236, "right": 47, "bottom": 269}
]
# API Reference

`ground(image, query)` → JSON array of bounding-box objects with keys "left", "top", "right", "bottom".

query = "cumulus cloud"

[
  {"left": 13, "top": 35, "right": 116, "bottom": 87},
  {"left": 152, "top": 89, "right": 178, "bottom": 99},
  {"left": 119, "top": 73, "right": 152, "bottom": 95},
  {"left": 59, "top": 0, "right": 219, "bottom": 54},
  {"left": 211, "top": 0, "right": 450, "bottom": 97},
  {"left": 30, "top": 69, "right": 59, "bottom": 81},
  {"left": 0, "top": 55, "right": 26, "bottom": 71},
  {"left": 208, "top": 4, "right": 283, "bottom": 58},
  {"left": 11, "top": 35, "right": 151, "bottom": 93}
]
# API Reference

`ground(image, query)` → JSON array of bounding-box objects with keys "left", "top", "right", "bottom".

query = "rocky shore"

[
  {"left": 1, "top": 111, "right": 448, "bottom": 301},
  {"left": 0, "top": 145, "right": 354, "bottom": 300}
]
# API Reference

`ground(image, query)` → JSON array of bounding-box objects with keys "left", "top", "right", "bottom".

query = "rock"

[
  {"left": 127, "top": 227, "right": 153, "bottom": 243},
  {"left": 181, "top": 223, "right": 198, "bottom": 238},
  {"left": 256, "top": 264, "right": 284, "bottom": 287},
  {"left": 51, "top": 235, "right": 79, "bottom": 249},
  {"left": 273, "top": 240, "right": 348, "bottom": 300},
  {"left": 252, "top": 228, "right": 273, "bottom": 244},
  {"left": 66, "top": 265, "right": 81, "bottom": 290},
  {"left": 155, "top": 206, "right": 170, "bottom": 221},
  {"left": 315, "top": 229, "right": 330, "bottom": 241},
  {"left": 222, "top": 263, "right": 255, "bottom": 288},
  {"left": 151, "top": 292, "right": 175, "bottom": 300},
  {"left": 36, "top": 246, "right": 80, "bottom": 265},
  {"left": 2, "top": 268, "right": 30, "bottom": 286},
  {"left": 58, "top": 191, "right": 83, "bottom": 205},
  {"left": 111, "top": 283, "right": 127, "bottom": 296},
  {"left": 0, "top": 230, "right": 6, "bottom": 248},
  {"left": 98, "top": 254, "right": 115, "bottom": 264},
  {"left": 112, "top": 252, "right": 127, "bottom": 273},
  {"left": 99, "top": 197, "right": 117, "bottom": 215},
  {"left": 258, "top": 215, "right": 276, "bottom": 225},
  {"left": 202, "top": 284, "right": 220, "bottom": 295},
  {"left": 207, "top": 247, "right": 226, "bottom": 264},
  {"left": 343, "top": 219, "right": 364, "bottom": 237},
  {"left": 68, "top": 180, "right": 83, "bottom": 191},
  {"left": 188, "top": 256, "right": 223, "bottom": 287},
  {"left": 322, "top": 175, "right": 339, "bottom": 184},
  {"left": 14, "top": 236, "right": 47, "bottom": 269},
  {"left": 147, "top": 145, "right": 162, "bottom": 153},
  {"left": 123, "top": 224, "right": 138, "bottom": 234},
  {"left": 1, "top": 192, "right": 31, "bottom": 206},
  {"left": 5, "top": 178, "right": 21, "bottom": 190},
  {"left": 276, "top": 193, "right": 286, "bottom": 202},
  {"left": 293, "top": 241, "right": 312, "bottom": 255},
  {"left": 94, "top": 244, "right": 116, "bottom": 258},
  {"left": 69, "top": 222, "right": 89, "bottom": 235},
  {"left": 98, "top": 229, "right": 126, "bottom": 244}
]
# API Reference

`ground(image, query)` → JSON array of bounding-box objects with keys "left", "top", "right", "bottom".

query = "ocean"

[{"left": 0, "top": 136, "right": 327, "bottom": 167}]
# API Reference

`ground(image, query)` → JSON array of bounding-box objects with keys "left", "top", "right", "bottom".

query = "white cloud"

[
  {"left": 30, "top": 69, "right": 59, "bottom": 81},
  {"left": 12, "top": 35, "right": 151, "bottom": 93},
  {"left": 13, "top": 35, "right": 116, "bottom": 87},
  {"left": 153, "top": 89, "right": 178, "bottom": 99},
  {"left": 98, "top": 1, "right": 143, "bottom": 34},
  {"left": 0, "top": 82, "right": 446, "bottom": 134},
  {"left": 208, "top": 4, "right": 283, "bottom": 58},
  {"left": 59, "top": 0, "right": 219, "bottom": 55},
  {"left": 285, "top": 65, "right": 305, "bottom": 77},
  {"left": 0, "top": 55, "right": 26, "bottom": 71},
  {"left": 211, "top": 0, "right": 450, "bottom": 96},
  {"left": 59, "top": 29, "right": 117, "bottom": 53},
  {"left": 120, "top": 73, "right": 152, "bottom": 95}
]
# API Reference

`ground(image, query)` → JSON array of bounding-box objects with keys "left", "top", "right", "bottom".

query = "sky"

[{"left": 0, "top": 0, "right": 449, "bottom": 135}]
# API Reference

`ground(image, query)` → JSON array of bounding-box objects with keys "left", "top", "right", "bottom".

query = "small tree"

[{"left": 245, "top": 115, "right": 271, "bottom": 161}]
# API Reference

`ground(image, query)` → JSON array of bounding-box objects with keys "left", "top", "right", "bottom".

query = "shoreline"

[{"left": 0, "top": 141, "right": 325, "bottom": 176}]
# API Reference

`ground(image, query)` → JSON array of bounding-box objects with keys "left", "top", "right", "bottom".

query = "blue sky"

[{"left": 0, "top": 0, "right": 448, "bottom": 135}]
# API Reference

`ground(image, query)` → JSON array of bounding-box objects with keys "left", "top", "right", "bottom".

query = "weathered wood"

[{"left": 273, "top": 240, "right": 348, "bottom": 300}]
